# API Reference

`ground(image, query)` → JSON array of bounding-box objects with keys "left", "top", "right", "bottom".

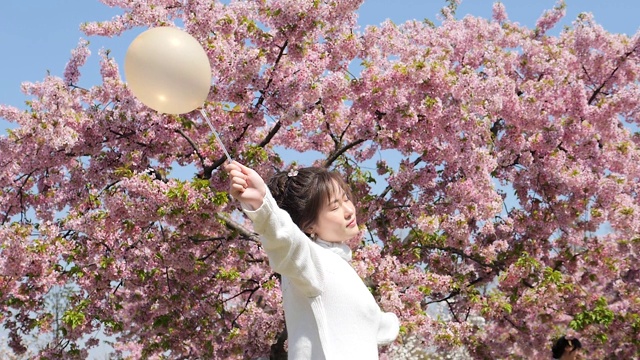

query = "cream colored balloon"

[{"left": 124, "top": 27, "right": 212, "bottom": 114}]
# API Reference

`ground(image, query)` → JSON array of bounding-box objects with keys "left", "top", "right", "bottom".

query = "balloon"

[{"left": 124, "top": 27, "right": 212, "bottom": 114}]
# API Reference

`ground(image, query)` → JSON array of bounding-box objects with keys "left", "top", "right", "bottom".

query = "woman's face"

[
  {"left": 562, "top": 345, "right": 581, "bottom": 360},
  {"left": 308, "top": 181, "right": 359, "bottom": 243}
]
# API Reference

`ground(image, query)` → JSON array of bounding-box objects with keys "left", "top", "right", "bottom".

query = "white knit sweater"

[{"left": 243, "top": 190, "right": 400, "bottom": 360}]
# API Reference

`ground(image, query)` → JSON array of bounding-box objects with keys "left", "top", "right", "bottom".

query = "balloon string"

[{"left": 199, "top": 109, "right": 232, "bottom": 162}]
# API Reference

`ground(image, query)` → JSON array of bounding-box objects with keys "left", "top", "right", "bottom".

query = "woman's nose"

[{"left": 344, "top": 201, "right": 355, "bottom": 217}]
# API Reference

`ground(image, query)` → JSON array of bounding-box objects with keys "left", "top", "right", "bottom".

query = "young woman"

[{"left": 225, "top": 161, "right": 399, "bottom": 359}]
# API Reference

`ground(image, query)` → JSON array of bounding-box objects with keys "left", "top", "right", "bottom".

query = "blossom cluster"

[{"left": 1, "top": 0, "right": 639, "bottom": 358}]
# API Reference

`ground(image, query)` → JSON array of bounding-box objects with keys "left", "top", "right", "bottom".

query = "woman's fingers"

[
  {"left": 229, "top": 170, "right": 248, "bottom": 188},
  {"left": 224, "top": 161, "right": 244, "bottom": 174},
  {"left": 231, "top": 182, "right": 246, "bottom": 193},
  {"left": 222, "top": 161, "right": 265, "bottom": 210},
  {"left": 232, "top": 178, "right": 247, "bottom": 190},
  {"left": 228, "top": 166, "right": 252, "bottom": 200},
  {"left": 232, "top": 161, "right": 250, "bottom": 173}
]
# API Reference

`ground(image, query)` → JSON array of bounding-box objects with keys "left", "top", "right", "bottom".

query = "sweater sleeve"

[
  {"left": 376, "top": 311, "right": 400, "bottom": 345},
  {"left": 242, "top": 189, "right": 324, "bottom": 297}
]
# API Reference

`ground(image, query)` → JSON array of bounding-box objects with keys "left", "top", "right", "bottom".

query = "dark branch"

[
  {"left": 201, "top": 40, "right": 290, "bottom": 179},
  {"left": 323, "top": 138, "right": 366, "bottom": 168}
]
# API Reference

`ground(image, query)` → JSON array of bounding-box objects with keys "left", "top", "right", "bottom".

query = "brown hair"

[{"left": 267, "top": 167, "right": 352, "bottom": 234}]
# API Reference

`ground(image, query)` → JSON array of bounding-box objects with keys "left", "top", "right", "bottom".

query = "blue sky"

[
  {"left": 0, "top": 1, "right": 638, "bottom": 173},
  {"left": 1, "top": 0, "right": 638, "bottom": 182},
  {"left": 1, "top": 0, "right": 638, "bottom": 126}
]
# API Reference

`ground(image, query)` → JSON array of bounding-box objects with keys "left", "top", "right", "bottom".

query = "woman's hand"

[{"left": 224, "top": 161, "right": 267, "bottom": 211}]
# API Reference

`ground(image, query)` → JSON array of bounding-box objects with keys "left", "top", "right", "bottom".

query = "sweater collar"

[{"left": 315, "top": 238, "right": 352, "bottom": 262}]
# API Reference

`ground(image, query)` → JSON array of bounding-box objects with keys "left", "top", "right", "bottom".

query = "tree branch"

[
  {"left": 175, "top": 128, "right": 206, "bottom": 165},
  {"left": 200, "top": 40, "right": 290, "bottom": 179},
  {"left": 270, "top": 326, "right": 288, "bottom": 360},
  {"left": 323, "top": 138, "right": 366, "bottom": 168},
  {"left": 586, "top": 45, "right": 638, "bottom": 105},
  {"left": 215, "top": 213, "right": 259, "bottom": 242}
]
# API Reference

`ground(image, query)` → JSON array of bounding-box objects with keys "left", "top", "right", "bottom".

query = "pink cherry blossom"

[{"left": 1, "top": 0, "right": 639, "bottom": 358}]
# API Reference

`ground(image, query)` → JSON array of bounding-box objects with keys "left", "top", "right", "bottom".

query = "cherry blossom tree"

[{"left": 1, "top": 0, "right": 639, "bottom": 358}]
